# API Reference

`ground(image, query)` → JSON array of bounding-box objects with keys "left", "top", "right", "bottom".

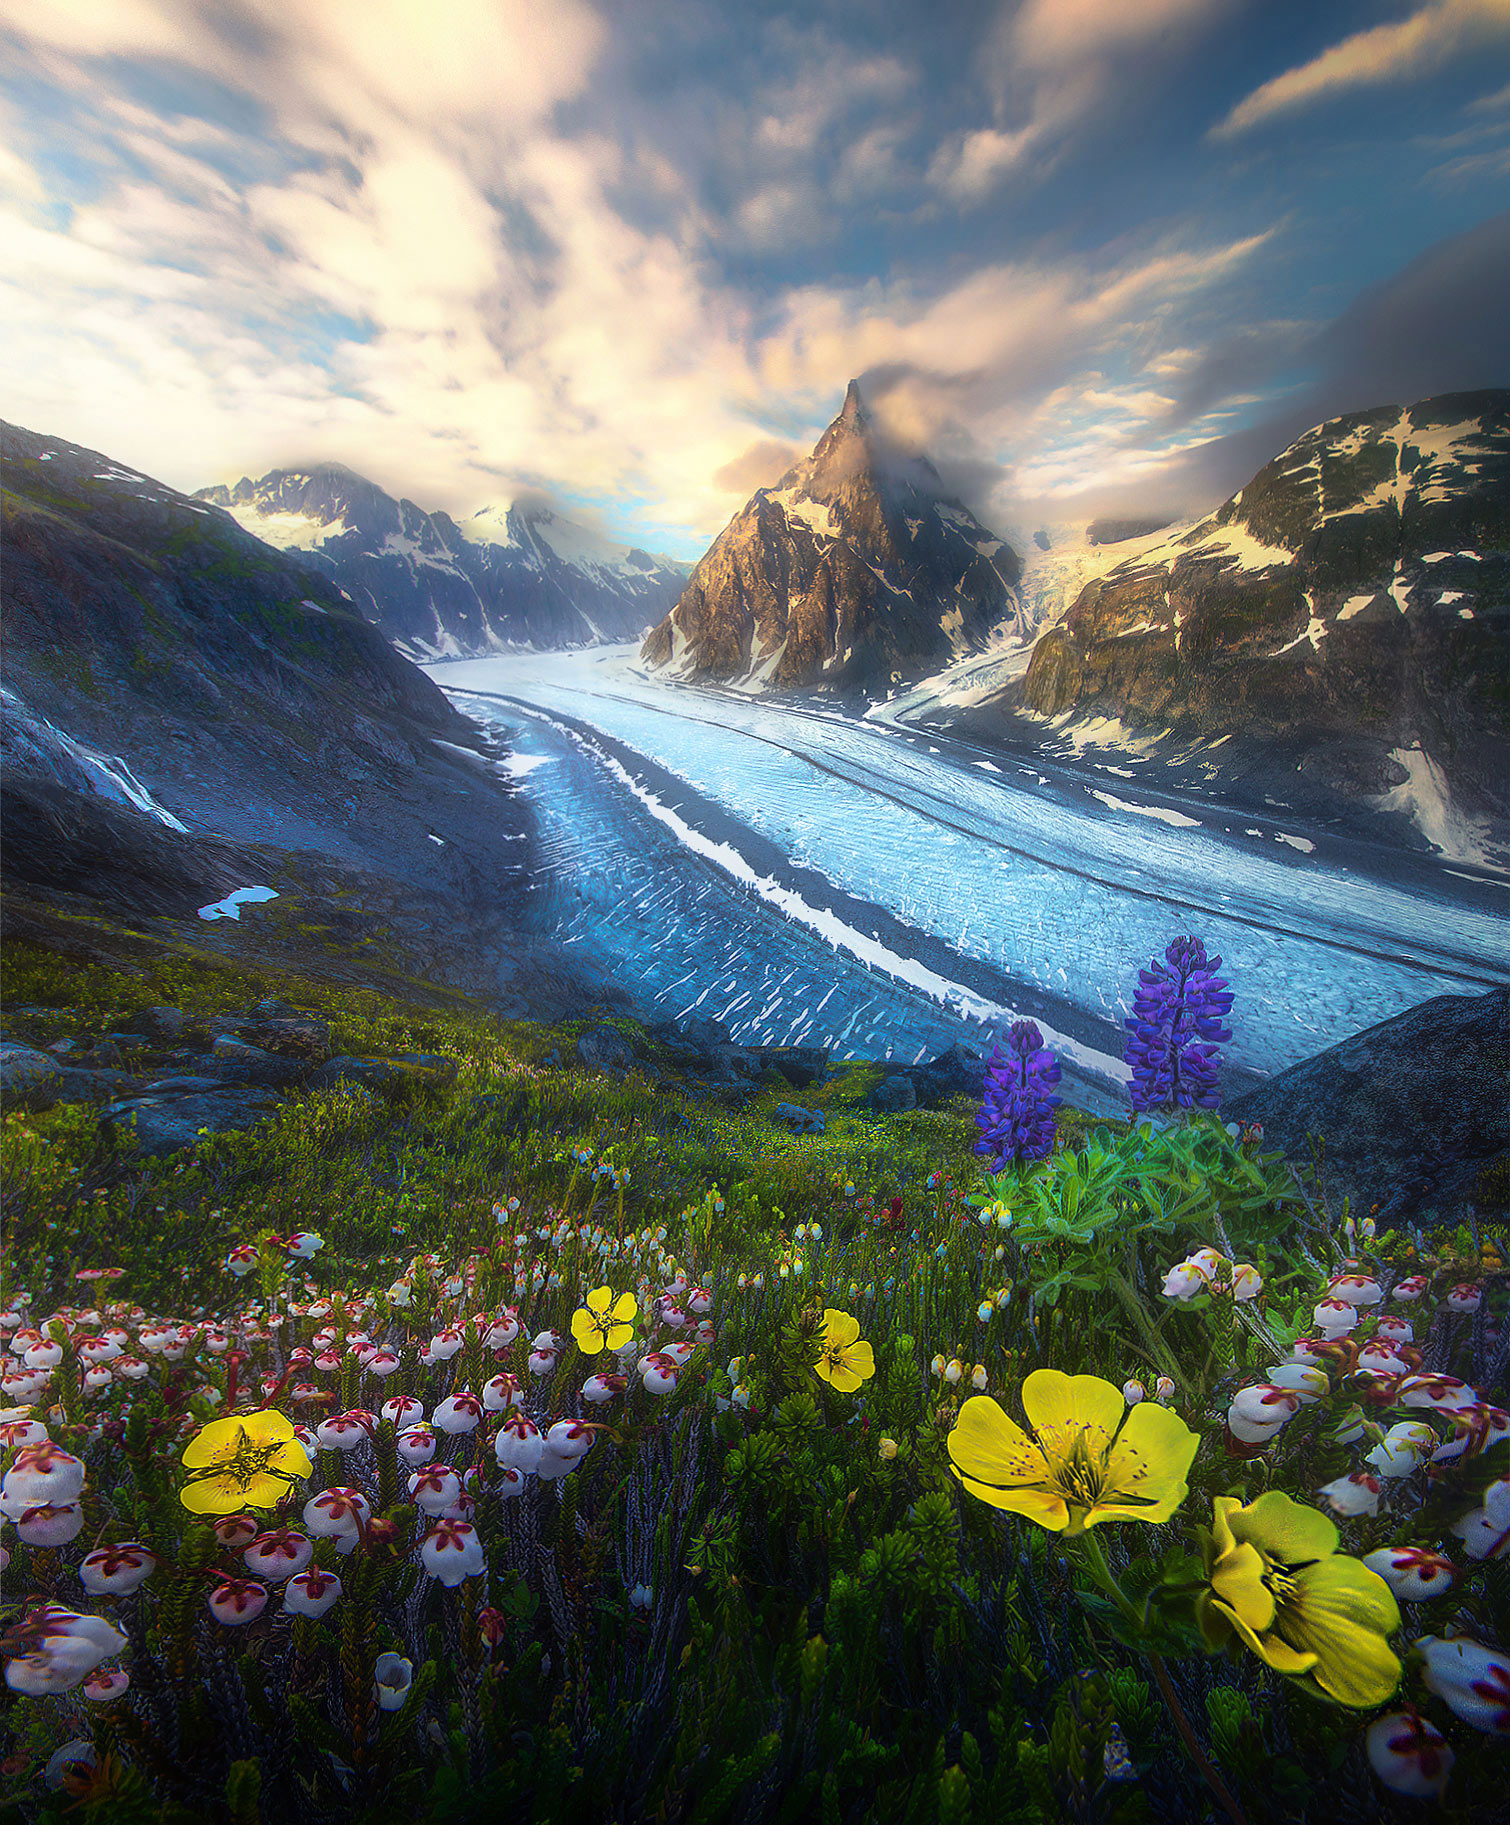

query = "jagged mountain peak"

[
  {"left": 194, "top": 463, "right": 687, "bottom": 658},
  {"left": 641, "top": 382, "right": 1022, "bottom": 691}
]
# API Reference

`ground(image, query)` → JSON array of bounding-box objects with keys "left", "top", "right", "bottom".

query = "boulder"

[
  {"left": 240, "top": 1014, "right": 332, "bottom": 1062},
  {"left": 125, "top": 1007, "right": 189, "bottom": 1044},
  {"left": 577, "top": 1026, "right": 635, "bottom": 1075},
  {"left": 760, "top": 1045, "right": 829, "bottom": 1088},
  {"left": 102, "top": 1086, "right": 283, "bottom": 1157},
  {"left": 49, "top": 1067, "right": 139, "bottom": 1105},
  {"left": 910, "top": 1043, "right": 988, "bottom": 1109},
  {"left": 772, "top": 1102, "right": 826, "bottom": 1134},
  {"left": 0, "top": 1042, "right": 63, "bottom": 1111},
  {"left": 1226, "top": 985, "right": 1510, "bottom": 1226},
  {"left": 210, "top": 1034, "right": 309, "bottom": 1088},
  {"left": 870, "top": 1074, "right": 918, "bottom": 1114}
]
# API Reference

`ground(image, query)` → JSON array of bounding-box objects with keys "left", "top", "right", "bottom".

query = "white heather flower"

[
  {"left": 1390, "top": 1274, "right": 1430, "bottom": 1302},
  {"left": 420, "top": 1519, "right": 485, "bottom": 1587},
  {"left": 82, "top": 1668, "right": 130, "bottom": 1701},
  {"left": 381, "top": 1395, "right": 425, "bottom": 1428},
  {"left": 1416, "top": 1636, "right": 1510, "bottom": 1734},
  {"left": 396, "top": 1425, "right": 438, "bottom": 1467},
  {"left": 1316, "top": 1471, "right": 1382, "bottom": 1518},
  {"left": 534, "top": 1449, "right": 577, "bottom": 1481},
  {"left": 545, "top": 1420, "right": 595, "bottom": 1460},
  {"left": 1, "top": 1442, "right": 85, "bottom": 1515},
  {"left": 5, "top": 1607, "right": 127, "bottom": 1695},
  {"left": 1153, "top": 1377, "right": 1176, "bottom": 1404},
  {"left": 1264, "top": 1362, "right": 1329, "bottom": 1404},
  {"left": 1123, "top": 1381, "right": 1146, "bottom": 1405},
  {"left": 1399, "top": 1374, "right": 1479, "bottom": 1414},
  {"left": 1362, "top": 1547, "right": 1456, "bottom": 1602},
  {"left": 1230, "top": 1263, "right": 1263, "bottom": 1302},
  {"left": 1366, "top": 1711, "right": 1454, "bottom": 1798},
  {"left": 375, "top": 1652, "right": 414, "bottom": 1710},
  {"left": 1228, "top": 1384, "right": 1301, "bottom": 1443},
  {"left": 1328, "top": 1272, "right": 1383, "bottom": 1307},
  {"left": 284, "top": 1568, "right": 342, "bottom": 1618},
  {"left": 495, "top": 1414, "right": 544, "bottom": 1473},
  {"left": 244, "top": 1531, "right": 314, "bottom": 1581},
  {"left": 1160, "top": 1260, "right": 1207, "bottom": 1301},
  {"left": 433, "top": 1393, "right": 483, "bottom": 1436},
  {"left": 207, "top": 1579, "right": 268, "bottom": 1626},
  {"left": 1312, "top": 1298, "right": 1359, "bottom": 1338},
  {"left": 1449, "top": 1507, "right": 1510, "bottom": 1562},
  {"left": 17, "top": 1502, "right": 86, "bottom": 1546},
  {"left": 1366, "top": 1425, "right": 1435, "bottom": 1478},
  {"left": 1445, "top": 1282, "right": 1483, "bottom": 1314},
  {"left": 408, "top": 1467, "right": 464, "bottom": 1515},
  {"left": 78, "top": 1543, "right": 156, "bottom": 1597}
]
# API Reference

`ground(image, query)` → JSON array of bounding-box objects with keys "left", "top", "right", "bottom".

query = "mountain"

[
  {"left": 0, "top": 420, "right": 616, "bottom": 1017},
  {"left": 195, "top": 466, "right": 687, "bottom": 657},
  {"left": 1007, "top": 391, "right": 1510, "bottom": 849},
  {"left": 640, "top": 381, "right": 1022, "bottom": 690}
]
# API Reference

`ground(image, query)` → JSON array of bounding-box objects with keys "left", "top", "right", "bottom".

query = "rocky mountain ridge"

[
  {"left": 196, "top": 465, "right": 687, "bottom": 657},
  {"left": 641, "top": 381, "right": 1023, "bottom": 690},
  {"left": 1008, "top": 391, "right": 1509, "bottom": 852}
]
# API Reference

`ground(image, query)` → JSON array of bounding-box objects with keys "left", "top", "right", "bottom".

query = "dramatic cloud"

[
  {"left": 1215, "top": 0, "right": 1510, "bottom": 138},
  {"left": 0, "top": 1, "right": 1504, "bottom": 555}
]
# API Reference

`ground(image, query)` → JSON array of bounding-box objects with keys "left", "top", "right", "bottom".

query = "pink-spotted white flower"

[
  {"left": 284, "top": 1232, "right": 323, "bottom": 1259},
  {"left": 1391, "top": 1275, "right": 1430, "bottom": 1302},
  {"left": 1366, "top": 1422, "right": 1436, "bottom": 1478},
  {"left": 1313, "top": 1298, "right": 1359, "bottom": 1338},
  {"left": 226, "top": 1246, "right": 258, "bottom": 1278},
  {"left": 582, "top": 1372, "right": 626, "bottom": 1404},
  {"left": 284, "top": 1567, "right": 342, "bottom": 1618},
  {"left": 208, "top": 1579, "right": 268, "bottom": 1626},
  {"left": 1366, "top": 1710, "right": 1454, "bottom": 1798},
  {"left": 1416, "top": 1636, "right": 1510, "bottom": 1734},
  {"left": 1160, "top": 1260, "right": 1208, "bottom": 1301},
  {"left": 494, "top": 1414, "right": 543, "bottom": 1473},
  {"left": 640, "top": 1352, "right": 680, "bottom": 1394},
  {"left": 1449, "top": 1506, "right": 1510, "bottom": 1561},
  {"left": 82, "top": 1668, "right": 130, "bottom": 1702},
  {"left": 433, "top": 1393, "right": 483, "bottom": 1436},
  {"left": 16, "top": 1502, "right": 85, "bottom": 1546},
  {"left": 1445, "top": 1282, "right": 1483, "bottom": 1314},
  {"left": 1227, "top": 1383, "right": 1300, "bottom": 1443},
  {"left": 408, "top": 1467, "right": 463, "bottom": 1515},
  {"left": 1230, "top": 1263, "right": 1263, "bottom": 1302},
  {"left": 1363, "top": 1547, "right": 1456, "bottom": 1602},
  {"left": 420, "top": 1519, "right": 485, "bottom": 1587},
  {"left": 545, "top": 1420, "right": 596, "bottom": 1461},
  {"left": 244, "top": 1530, "right": 314, "bottom": 1581},
  {"left": 483, "top": 1372, "right": 524, "bottom": 1412},
  {"left": 1264, "top": 1362, "right": 1329, "bottom": 1404},
  {"left": 1, "top": 1441, "right": 85, "bottom": 1515},
  {"left": 78, "top": 1542, "right": 156, "bottom": 1597},
  {"left": 302, "top": 1486, "right": 369, "bottom": 1550},
  {"left": 1399, "top": 1374, "right": 1478, "bottom": 1414},
  {"left": 3, "top": 1606, "right": 128, "bottom": 1695},
  {"left": 315, "top": 1412, "right": 369, "bottom": 1451},
  {"left": 211, "top": 1514, "right": 260, "bottom": 1550},
  {"left": 1329, "top": 1272, "right": 1383, "bottom": 1307},
  {"left": 396, "top": 1425, "right": 437, "bottom": 1466},
  {"left": 496, "top": 1465, "right": 526, "bottom": 1499},
  {"left": 382, "top": 1395, "right": 424, "bottom": 1428},
  {"left": 1316, "top": 1471, "right": 1382, "bottom": 1518}
]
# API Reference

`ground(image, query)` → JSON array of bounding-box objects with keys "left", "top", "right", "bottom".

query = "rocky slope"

[
  {"left": 641, "top": 381, "right": 1022, "bottom": 690},
  {"left": 0, "top": 420, "right": 615, "bottom": 1018},
  {"left": 196, "top": 465, "right": 686, "bottom": 656},
  {"left": 1011, "top": 392, "right": 1509, "bottom": 842}
]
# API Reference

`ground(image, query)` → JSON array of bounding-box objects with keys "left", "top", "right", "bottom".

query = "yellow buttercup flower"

[
  {"left": 814, "top": 1310, "right": 874, "bottom": 1393},
  {"left": 571, "top": 1286, "right": 637, "bottom": 1354},
  {"left": 947, "top": 1369, "right": 1198, "bottom": 1537},
  {"left": 1198, "top": 1491, "right": 1401, "bottom": 1707},
  {"left": 180, "top": 1409, "right": 312, "bottom": 1514}
]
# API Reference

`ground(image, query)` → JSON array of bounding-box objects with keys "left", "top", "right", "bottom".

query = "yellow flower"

[
  {"left": 180, "top": 1410, "right": 312, "bottom": 1514},
  {"left": 814, "top": 1310, "right": 875, "bottom": 1393},
  {"left": 571, "top": 1286, "right": 637, "bottom": 1354},
  {"left": 947, "top": 1369, "right": 1198, "bottom": 1537},
  {"left": 1198, "top": 1491, "right": 1401, "bottom": 1708}
]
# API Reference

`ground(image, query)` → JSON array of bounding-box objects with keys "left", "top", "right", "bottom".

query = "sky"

[{"left": 2, "top": 0, "right": 1508, "bottom": 559}]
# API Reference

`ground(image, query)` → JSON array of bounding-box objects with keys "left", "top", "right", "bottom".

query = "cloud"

[
  {"left": 1214, "top": 0, "right": 1510, "bottom": 138},
  {"left": 712, "top": 438, "right": 803, "bottom": 494},
  {"left": 929, "top": 0, "right": 1219, "bottom": 202}
]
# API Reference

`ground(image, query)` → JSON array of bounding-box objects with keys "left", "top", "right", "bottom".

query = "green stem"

[
  {"left": 1075, "top": 1530, "right": 1145, "bottom": 1633},
  {"left": 1104, "top": 1267, "right": 1185, "bottom": 1389}
]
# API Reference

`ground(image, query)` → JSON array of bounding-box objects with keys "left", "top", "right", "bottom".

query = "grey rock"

[
  {"left": 126, "top": 1006, "right": 189, "bottom": 1043},
  {"left": 910, "top": 1043, "right": 987, "bottom": 1108},
  {"left": 134, "top": 1075, "right": 224, "bottom": 1095},
  {"left": 50, "top": 1067, "right": 139, "bottom": 1105},
  {"left": 761, "top": 1045, "right": 829, "bottom": 1088},
  {"left": 210, "top": 1034, "right": 309, "bottom": 1088},
  {"left": 578, "top": 1026, "right": 635, "bottom": 1074},
  {"left": 102, "top": 1087, "right": 283, "bottom": 1158},
  {"left": 1227, "top": 985, "right": 1510, "bottom": 1227},
  {"left": 870, "top": 1073, "right": 918, "bottom": 1113},
  {"left": 240, "top": 1014, "right": 332, "bottom": 1062},
  {"left": 772, "top": 1102, "right": 826, "bottom": 1134},
  {"left": 0, "top": 1043, "right": 63, "bottom": 1110}
]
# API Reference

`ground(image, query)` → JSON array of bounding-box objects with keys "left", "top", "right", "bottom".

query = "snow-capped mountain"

[
  {"left": 641, "top": 380, "right": 1022, "bottom": 690},
  {"left": 1005, "top": 390, "right": 1510, "bottom": 854},
  {"left": 195, "top": 466, "right": 687, "bottom": 657}
]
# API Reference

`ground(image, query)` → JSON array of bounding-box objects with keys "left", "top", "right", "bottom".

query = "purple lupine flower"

[
  {"left": 1124, "top": 936, "right": 1234, "bottom": 1114},
  {"left": 974, "top": 1019, "right": 1061, "bottom": 1169}
]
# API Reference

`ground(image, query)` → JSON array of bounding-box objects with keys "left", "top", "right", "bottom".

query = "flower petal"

[
  {"left": 822, "top": 1310, "right": 860, "bottom": 1349},
  {"left": 948, "top": 1465, "right": 1069, "bottom": 1530},
  {"left": 270, "top": 1438, "right": 313, "bottom": 1480},
  {"left": 180, "top": 1473, "right": 246, "bottom": 1515},
  {"left": 948, "top": 1396, "right": 1051, "bottom": 1490},
  {"left": 1221, "top": 1607, "right": 1321, "bottom": 1678},
  {"left": 1021, "top": 1370, "right": 1124, "bottom": 1466},
  {"left": 610, "top": 1292, "right": 637, "bottom": 1324},
  {"left": 827, "top": 1364, "right": 863, "bottom": 1394},
  {"left": 1282, "top": 1557, "right": 1402, "bottom": 1708},
  {"left": 604, "top": 1321, "right": 635, "bottom": 1350},
  {"left": 1228, "top": 1489, "right": 1339, "bottom": 1566},
  {"left": 570, "top": 1311, "right": 602, "bottom": 1352},
  {"left": 241, "top": 1472, "right": 295, "bottom": 1510},
  {"left": 181, "top": 1417, "right": 248, "bottom": 1469},
  {"left": 1093, "top": 1400, "right": 1199, "bottom": 1525},
  {"left": 587, "top": 1287, "right": 614, "bottom": 1317},
  {"left": 1208, "top": 1541, "right": 1276, "bottom": 1636},
  {"left": 843, "top": 1341, "right": 875, "bottom": 1383}
]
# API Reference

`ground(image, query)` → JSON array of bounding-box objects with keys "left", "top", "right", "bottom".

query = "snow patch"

[
  {"left": 1372, "top": 746, "right": 1495, "bottom": 865},
  {"left": 1337, "top": 595, "right": 1375, "bottom": 621},
  {"left": 198, "top": 886, "right": 278, "bottom": 922},
  {"left": 1089, "top": 789, "right": 1200, "bottom": 829},
  {"left": 1274, "top": 834, "right": 1314, "bottom": 854}
]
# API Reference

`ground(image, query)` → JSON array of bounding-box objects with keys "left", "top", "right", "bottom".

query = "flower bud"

[
  {"left": 1416, "top": 1636, "right": 1510, "bottom": 1734},
  {"left": 375, "top": 1652, "right": 414, "bottom": 1710}
]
